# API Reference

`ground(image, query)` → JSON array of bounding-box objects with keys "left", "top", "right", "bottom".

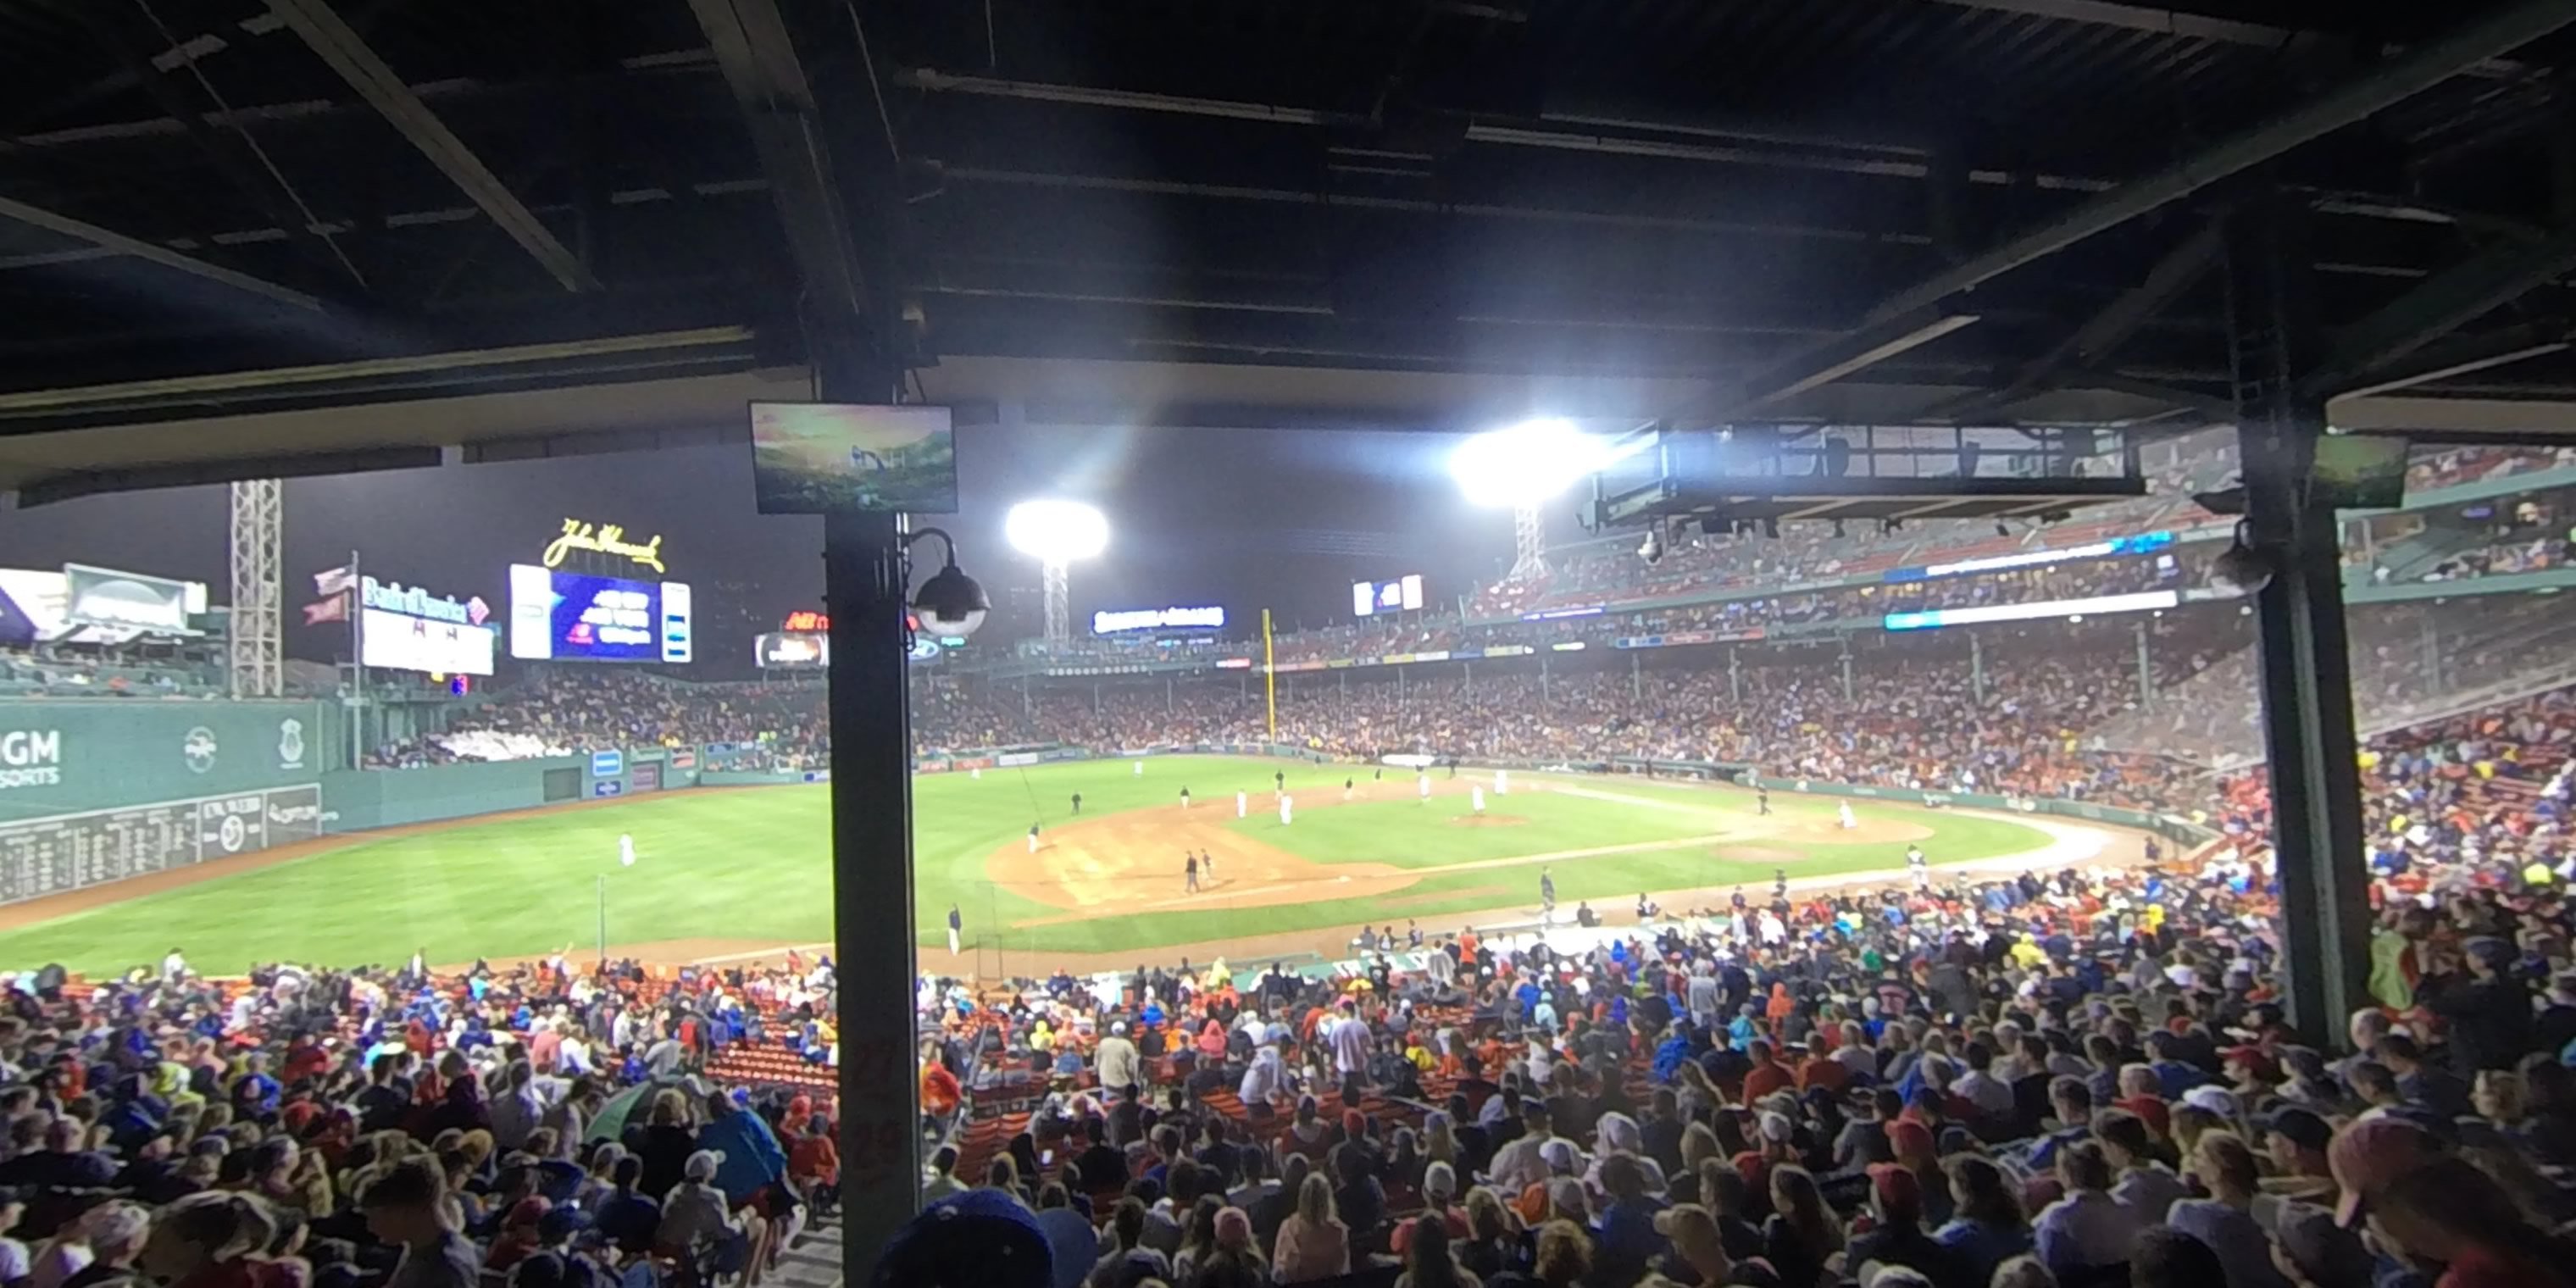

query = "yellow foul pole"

[{"left": 1263, "top": 608, "right": 1277, "bottom": 740}]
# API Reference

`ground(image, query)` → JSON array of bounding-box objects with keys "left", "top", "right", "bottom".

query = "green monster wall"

[{"left": 0, "top": 700, "right": 333, "bottom": 824}]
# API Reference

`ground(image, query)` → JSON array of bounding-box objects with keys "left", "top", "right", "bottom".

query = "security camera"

[
  {"left": 2208, "top": 529, "right": 2273, "bottom": 599},
  {"left": 1637, "top": 524, "right": 1666, "bottom": 565}
]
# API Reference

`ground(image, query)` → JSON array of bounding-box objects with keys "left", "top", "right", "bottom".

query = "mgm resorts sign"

[{"left": 0, "top": 728, "right": 63, "bottom": 790}]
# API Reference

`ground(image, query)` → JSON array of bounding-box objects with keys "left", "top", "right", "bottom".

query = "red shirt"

[
  {"left": 1796, "top": 1057, "right": 1850, "bottom": 1095},
  {"left": 2441, "top": 1247, "right": 2545, "bottom": 1288},
  {"left": 1742, "top": 1060, "right": 1794, "bottom": 1102}
]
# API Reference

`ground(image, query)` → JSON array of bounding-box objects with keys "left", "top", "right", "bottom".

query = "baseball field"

[{"left": 0, "top": 757, "right": 2110, "bottom": 977}]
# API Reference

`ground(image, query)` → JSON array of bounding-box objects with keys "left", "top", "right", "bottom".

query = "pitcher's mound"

[{"left": 1450, "top": 813, "right": 1530, "bottom": 828}]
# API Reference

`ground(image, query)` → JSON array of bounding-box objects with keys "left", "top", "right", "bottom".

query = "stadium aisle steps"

[{"left": 776, "top": 1210, "right": 841, "bottom": 1288}]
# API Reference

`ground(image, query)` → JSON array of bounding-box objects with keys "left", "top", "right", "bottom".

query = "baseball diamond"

[{"left": 0, "top": 754, "right": 2127, "bottom": 976}]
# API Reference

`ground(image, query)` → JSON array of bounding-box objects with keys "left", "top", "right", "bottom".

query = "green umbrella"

[{"left": 585, "top": 1077, "right": 687, "bottom": 1143}]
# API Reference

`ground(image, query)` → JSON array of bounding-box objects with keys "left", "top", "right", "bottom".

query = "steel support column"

[
  {"left": 822, "top": 494, "right": 919, "bottom": 1282},
  {"left": 2230, "top": 191, "right": 2373, "bottom": 1044}
]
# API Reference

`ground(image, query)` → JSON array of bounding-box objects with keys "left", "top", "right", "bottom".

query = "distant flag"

[
  {"left": 311, "top": 565, "right": 358, "bottom": 597},
  {"left": 301, "top": 596, "right": 349, "bottom": 625}
]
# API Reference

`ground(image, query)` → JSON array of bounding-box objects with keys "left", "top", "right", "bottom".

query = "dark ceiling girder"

[
  {"left": 1679, "top": 303, "right": 1982, "bottom": 420},
  {"left": 1919, "top": 0, "right": 2306, "bottom": 47},
  {"left": 1922, "top": 0, "right": 2529, "bottom": 77},
  {"left": 264, "top": 0, "right": 599, "bottom": 292},
  {"left": 2069, "top": 372, "right": 2238, "bottom": 422},
  {"left": 2306, "top": 224, "right": 2576, "bottom": 397},
  {"left": 0, "top": 193, "right": 325, "bottom": 312},
  {"left": 686, "top": 0, "right": 899, "bottom": 363},
  {"left": 1685, "top": 0, "right": 2576, "bottom": 422},
  {"left": 2333, "top": 326, "right": 2575, "bottom": 398},
  {"left": 1861, "top": 0, "right": 2576, "bottom": 328},
  {"left": 1927, "top": 215, "right": 2229, "bottom": 420},
  {"left": 52, "top": 0, "right": 366, "bottom": 291}
]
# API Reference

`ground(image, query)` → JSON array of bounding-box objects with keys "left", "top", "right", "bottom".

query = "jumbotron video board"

[
  {"left": 508, "top": 565, "right": 693, "bottom": 663},
  {"left": 1352, "top": 575, "right": 1424, "bottom": 617}
]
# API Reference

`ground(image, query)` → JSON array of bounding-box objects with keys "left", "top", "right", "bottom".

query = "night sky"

[{"left": 0, "top": 421, "right": 1550, "bottom": 666}]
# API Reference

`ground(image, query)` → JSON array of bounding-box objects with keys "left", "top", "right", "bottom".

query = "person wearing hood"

[
  {"left": 1239, "top": 1046, "right": 1287, "bottom": 1113},
  {"left": 1587, "top": 1112, "right": 1668, "bottom": 1198}
]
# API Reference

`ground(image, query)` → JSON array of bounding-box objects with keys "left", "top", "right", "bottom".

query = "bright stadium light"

[
  {"left": 1447, "top": 418, "right": 1618, "bottom": 508},
  {"left": 1451, "top": 419, "right": 1627, "bottom": 581},
  {"left": 1005, "top": 499, "right": 1110, "bottom": 646},
  {"left": 1005, "top": 499, "right": 1110, "bottom": 561}
]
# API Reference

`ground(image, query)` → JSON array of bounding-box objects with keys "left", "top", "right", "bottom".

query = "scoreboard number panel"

[{"left": 0, "top": 784, "right": 323, "bottom": 906}]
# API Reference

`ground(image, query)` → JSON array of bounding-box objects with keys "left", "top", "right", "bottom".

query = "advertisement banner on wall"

[{"left": 63, "top": 564, "right": 203, "bottom": 636}]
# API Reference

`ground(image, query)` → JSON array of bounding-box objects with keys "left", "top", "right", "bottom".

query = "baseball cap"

[
  {"left": 536, "top": 1207, "right": 591, "bottom": 1245},
  {"left": 1865, "top": 1162, "right": 1922, "bottom": 1213},
  {"left": 872, "top": 1190, "right": 1052, "bottom": 1288},
  {"left": 2463, "top": 936, "right": 2515, "bottom": 969},
  {"left": 2180, "top": 1085, "right": 2240, "bottom": 1119},
  {"left": 1654, "top": 1203, "right": 1718, "bottom": 1242},
  {"left": 2218, "top": 1045, "right": 2276, "bottom": 1081},
  {"left": 2272, "top": 1202, "right": 2375, "bottom": 1283},
  {"left": 2257, "top": 1107, "right": 2331, "bottom": 1154},
  {"left": 2329, "top": 1117, "right": 2440, "bottom": 1227}
]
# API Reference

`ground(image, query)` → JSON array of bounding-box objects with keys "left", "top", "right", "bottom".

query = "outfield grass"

[{"left": 0, "top": 757, "right": 2056, "bottom": 974}]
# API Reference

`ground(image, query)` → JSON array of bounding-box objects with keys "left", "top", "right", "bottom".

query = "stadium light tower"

[
  {"left": 1450, "top": 418, "right": 1618, "bottom": 582},
  {"left": 228, "top": 479, "right": 283, "bottom": 698},
  {"left": 1005, "top": 499, "right": 1109, "bottom": 646}
]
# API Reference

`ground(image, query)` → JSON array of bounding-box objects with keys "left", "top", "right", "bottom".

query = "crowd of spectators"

[
  {"left": 0, "top": 648, "right": 219, "bottom": 698},
  {"left": 367, "top": 674, "right": 830, "bottom": 770},
  {"left": 0, "top": 953, "right": 848, "bottom": 1288},
  {"left": 892, "top": 670, "right": 2576, "bottom": 1287}
]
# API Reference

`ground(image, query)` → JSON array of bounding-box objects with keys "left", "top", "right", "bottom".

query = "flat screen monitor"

[
  {"left": 750, "top": 402, "right": 958, "bottom": 514},
  {"left": 2312, "top": 433, "right": 2410, "bottom": 509}
]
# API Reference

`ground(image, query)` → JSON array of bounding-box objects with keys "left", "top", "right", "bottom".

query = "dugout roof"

[{"left": 3, "top": 0, "right": 2576, "bottom": 491}]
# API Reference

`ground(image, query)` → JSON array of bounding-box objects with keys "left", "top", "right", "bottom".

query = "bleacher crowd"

[
  {"left": 889, "top": 673, "right": 2576, "bottom": 1288},
  {"left": 0, "top": 952, "right": 848, "bottom": 1288}
]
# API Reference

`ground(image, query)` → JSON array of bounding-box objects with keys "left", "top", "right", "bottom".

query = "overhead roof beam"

[
  {"left": 1928, "top": 215, "right": 2229, "bottom": 420},
  {"left": 2305, "top": 223, "right": 2576, "bottom": 396},
  {"left": 686, "top": 0, "right": 878, "bottom": 343},
  {"left": 1923, "top": 0, "right": 2526, "bottom": 75},
  {"left": 264, "top": 0, "right": 598, "bottom": 292},
  {"left": 1679, "top": 303, "right": 1981, "bottom": 419},
  {"left": 1918, "top": 0, "right": 2309, "bottom": 47},
  {"left": 0, "top": 193, "right": 324, "bottom": 312},
  {"left": 1859, "top": 0, "right": 2576, "bottom": 329},
  {"left": 58, "top": 0, "right": 367, "bottom": 291},
  {"left": 2332, "top": 327, "right": 2573, "bottom": 398}
]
